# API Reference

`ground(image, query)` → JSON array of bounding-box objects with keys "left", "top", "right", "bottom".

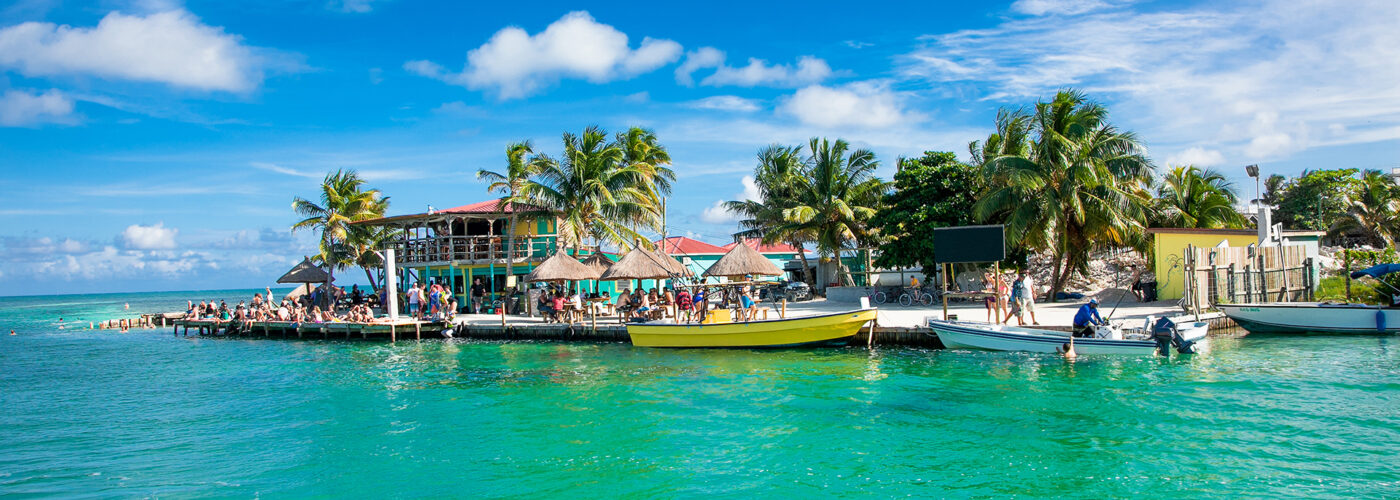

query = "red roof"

[
  {"left": 654, "top": 236, "right": 727, "bottom": 255},
  {"left": 722, "top": 238, "right": 802, "bottom": 254},
  {"left": 437, "top": 200, "right": 545, "bottom": 214}
]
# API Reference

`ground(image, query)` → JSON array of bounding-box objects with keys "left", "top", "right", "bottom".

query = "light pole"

[{"left": 1245, "top": 164, "right": 1261, "bottom": 212}]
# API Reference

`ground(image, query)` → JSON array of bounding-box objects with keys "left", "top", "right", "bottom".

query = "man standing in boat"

[{"left": 1072, "top": 298, "right": 1105, "bottom": 338}]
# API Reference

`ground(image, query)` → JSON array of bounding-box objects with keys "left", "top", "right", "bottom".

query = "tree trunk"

[
  {"left": 794, "top": 241, "right": 814, "bottom": 286},
  {"left": 363, "top": 267, "right": 378, "bottom": 294},
  {"left": 504, "top": 199, "right": 517, "bottom": 283}
]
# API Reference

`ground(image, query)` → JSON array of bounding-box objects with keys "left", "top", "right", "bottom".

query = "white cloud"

[
  {"left": 702, "top": 56, "right": 832, "bottom": 87},
  {"left": 675, "top": 47, "right": 833, "bottom": 87},
  {"left": 407, "top": 11, "right": 682, "bottom": 99},
  {"left": 688, "top": 95, "right": 761, "bottom": 112},
  {"left": 675, "top": 47, "right": 724, "bottom": 86},
  {"left": 0, "top": 89, "right": 75, "bottom": 126},
  {"left": 1010, "top": 0, "right": 1114, "bottom": 16},
  {"left": 330, "top": 0, "right": 380, "bottom": 13},
  {"left": 1165, "top": 147, "right": 1225, "bottom": 167},
  {"left": 900, "top": 0, "right": 1400, "bottom": 166},
  {"left": 699, "top": 175, "right": 761, "bottom": 224},
  {"left": 120, "top": 223, "right": 177, "bottom": 250},
  {"left": 249, "top": 161, "right": 318, "bottom": 178},
  {"left": 0, "top": 9, "right": 271, "bottom": 92},
  {"left": 779, "top": 82, "right": 916, "bottom": 128}
]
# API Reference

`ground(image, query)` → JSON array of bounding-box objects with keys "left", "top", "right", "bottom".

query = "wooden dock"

[{"left": 170, "top": 313, "right": 1238, "bottom": 349}]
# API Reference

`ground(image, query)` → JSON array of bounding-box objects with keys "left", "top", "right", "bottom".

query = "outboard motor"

[{"left": 1151, "top": 317, "right": 1198, "bottom": 355}]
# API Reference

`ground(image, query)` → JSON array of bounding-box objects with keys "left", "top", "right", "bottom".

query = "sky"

[{"left": 1, "top": 0, "right": 1397, "bottom": 296}]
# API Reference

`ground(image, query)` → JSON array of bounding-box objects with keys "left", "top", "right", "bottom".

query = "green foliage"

[
  {"left": 1276, "top": 168, "right": 1359, "bottom": 230},
  {"left": 1327, "top": 169, "right": 1400, "bottom": 247},
  {"left": 1154, "top": 165, "right": 1247, "bottom": 229},
  {"left": 1315, "top": 275, "right": 1378, "bottom": 304},
  {"left": 871, "top": 151, "right": 982, "bottom": 276},
  {"left": 1333, "top": 248, "right": 1400, "bottom": 304},
  {"left": 725, "top": 145, "right": 816, "bottom": 283},
  {"left": 291, "top": 169, "right": 391, "bottom": 290}
]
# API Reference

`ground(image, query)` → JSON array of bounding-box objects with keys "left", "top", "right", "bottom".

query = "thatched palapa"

[
  {"left": 580, "top": 252, "right": 615, "bottom": 275},
  {"left": 278, "top": 257, "right": 330, "bottom": 284},
  {"left": 526, "top": 252, "right": 600, "bottom": 283},
  {"left": 600, "top": 246, "right": 687, "bottom": 281},
  {"left": 704, "top": 241, "right": 784, "bottom": 278}
]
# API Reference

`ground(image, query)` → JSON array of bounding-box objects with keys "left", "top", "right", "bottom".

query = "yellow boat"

[{"left": 627, "top": 309, "right": 877, "bottom": 348}]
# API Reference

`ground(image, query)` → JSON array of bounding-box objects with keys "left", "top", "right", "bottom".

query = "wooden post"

[
  {"left": 415, "top": 321, "right": 421, "bottom": 340},
  {"left": 780, "top": 298, "right": 787, "bottom": 319},
  {"left": 390, "top": 323, "right": 396, "bottom": 343},
  {"left": 941, "top": 263, "right": 950, "bottom": 320}
]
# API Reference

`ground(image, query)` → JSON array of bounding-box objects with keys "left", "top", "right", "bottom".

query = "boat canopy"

[{"left": 1349, "top": 263, "right": 1400, "bottom": 279}]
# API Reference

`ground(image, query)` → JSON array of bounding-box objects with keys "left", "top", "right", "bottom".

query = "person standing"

[
  {"left": 470, "top": 278, "right": 486, "bottom": 314},
  {"left": 1015, "top": 270, "right": 1040, "bottom": 325},
  {"left": 407, "top": 283, "right": 421, "bottom": 319}
]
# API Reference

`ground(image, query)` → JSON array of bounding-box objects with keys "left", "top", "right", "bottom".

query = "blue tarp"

[{"left": 1349, "top": 263, "right": 1400, "bottom": 279}]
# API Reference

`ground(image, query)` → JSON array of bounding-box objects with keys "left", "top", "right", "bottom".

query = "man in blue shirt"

[{"left": 1072, "top": 298, "right": 1104, "bottom": 338}]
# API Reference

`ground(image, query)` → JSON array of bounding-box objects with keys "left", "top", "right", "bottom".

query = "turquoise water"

[{"left": 2, "top": 291, "right": 1398, "bottom": 497}]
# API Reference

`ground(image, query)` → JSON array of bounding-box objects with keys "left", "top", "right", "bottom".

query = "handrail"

[{"left": 389, "top": 235, "right": 595, "bottom": 265}]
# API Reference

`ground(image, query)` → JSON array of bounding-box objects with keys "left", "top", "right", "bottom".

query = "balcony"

[{"left": 391, "top": 235, "right": 592, "bottom": 267}]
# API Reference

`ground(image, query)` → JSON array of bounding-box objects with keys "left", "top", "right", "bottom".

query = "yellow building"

[{"left": 1147, "top": 228, "right": 1324, "bottom": 300}]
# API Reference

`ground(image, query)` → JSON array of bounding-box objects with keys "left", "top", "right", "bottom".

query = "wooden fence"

[{"left": 1183, "top": 244, "right": 1314, "bottom": 312}]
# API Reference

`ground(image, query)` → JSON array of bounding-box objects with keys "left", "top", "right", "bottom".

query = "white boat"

[
  {"left": 928, "top": 320, "right": 1160, "bottom": 355},
  {"left": 1215, "top": 303, "right": 1400, "bottom": 334}
]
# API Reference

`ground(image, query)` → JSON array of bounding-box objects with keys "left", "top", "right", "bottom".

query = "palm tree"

[
  {"left": 477, "top": 140, "right": 536, "bottom": 279},
  {"left": 725, "top": 145, "right": 817, "bottom": 284},
  {"left": 1155, "top": 165, "right": 1247, "bottom": 229},
  {"left": 291, "top": 169, "right": 390, "bottom": 304},
  {"left": 974, "top": 89, "right": 1155, "bottom": 300},
  {"left": 617, "top": 126, "right": 676, "bottom": 199},
  {"left": 779, "top": 138, "right": 888, "bottom": 286},
  {"left": 1262, "top": 174, "right": 1288, "bottom": 207},
  {"left": 522, "top": 126, "right": 662, "bottom": 253},
  {"left": 1329, "top": 169, "right": 1400, "bottom": 247}
]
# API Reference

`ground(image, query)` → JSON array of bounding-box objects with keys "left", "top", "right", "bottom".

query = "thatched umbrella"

[
  {"left": 601, "top": 246, "right": 681, "bottom": 281},
  {"left": 704, "top": 241, "right": 784, "bottom": 278},
  {"left": 278, "top": 257, "right": 331, "bottom": 303},
  {"left": 526, "top": 251, "right": 600, "bottom": 283},
  {"left": 580, "top": 252, "right": 614, "bottom": 275}
]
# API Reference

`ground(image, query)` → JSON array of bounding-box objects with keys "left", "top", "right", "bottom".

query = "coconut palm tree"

[
  {"left": 725, "top": 145, "right": 817, "bottom": 284},
  {"left": 522, "top": 126, "right": 662, "bottom": 253},
  {"left": 1329, "top": 169, "right": 1400, "bottom": 247},
  {"left": 617, "top": 126, "right": 676, "bottom": 198},
  {"left": 1155, "top": 165, "right": 1247, "bottom": 229},
  {"left": 779, "top": 138, "right": 888, "bottom": 286},
  {"left": 477, "top": 140, "right": 537, "bottom": 278},
  {"left": 291, "top": 169, "right": 390, "bottom": 304},
  {"left": 974, "top": 89, "right": 1155, "bottom": 300}
]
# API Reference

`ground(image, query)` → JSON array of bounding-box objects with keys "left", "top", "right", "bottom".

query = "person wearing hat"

[{"left": 1072, "top": 298, "right": 1105, "bottom": 338}]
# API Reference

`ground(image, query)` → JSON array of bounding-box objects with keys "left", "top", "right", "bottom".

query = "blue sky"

[{"left": 1, "top": 0, "right": 1397, "bottom": 296}]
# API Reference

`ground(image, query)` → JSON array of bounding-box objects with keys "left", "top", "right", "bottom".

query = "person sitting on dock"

[
  {"left": 551, "top": 292, "right": 568, "bottom": 323},
  {"left": 739, "top": 286, "right": 758, "bottom": 321},
  {"left": 615, "top": 289, "right": 633, "bottom": 319},
  {"left": 634, "top": 290, "right": 651, "bottom": 320},
  {"left": 1072, "top": 299, "right": 1105, "bottom": 338}
]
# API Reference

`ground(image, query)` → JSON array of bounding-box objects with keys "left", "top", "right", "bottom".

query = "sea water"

[{"left": 1, "top": 291, "right": 1397, "bottom": 497}]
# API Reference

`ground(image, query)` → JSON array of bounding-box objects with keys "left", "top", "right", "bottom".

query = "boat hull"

[
  {"left": 929, "top": 320, "right": 1158, "bottom": 355},
  {"left": 1216, "top": 303, "right": 1400, "bottom": 334},
  {"left": 628, "top": 309, "right": 876, "bottom": 348}
]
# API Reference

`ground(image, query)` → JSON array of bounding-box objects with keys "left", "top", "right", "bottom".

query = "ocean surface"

[{"left": 1, "top": 290, "right": 1397, "bottom": 497}]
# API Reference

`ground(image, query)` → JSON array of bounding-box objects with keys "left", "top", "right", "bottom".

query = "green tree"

[
  {"left": 1262, "top": 173, "right": 1288, "bottom": 207},
  {"left": 1328, "top": 169, "right": 1400, "bottom": 247},
  {"left": 725, "top": 145, "right": 816, "bottom": 284},
  {"left": 291, "top": 169, "right": 390, "bottom": 302},
  {"left": 1154, "top": 165, "right": 1247, "bottom": 229},
  {"left": 477, "top": 140, "right": 537, "bottom": 279},
  {"left": 781, "top": 138, "right": 888, "bottom": 286},
  {"left": 1277, "top": 169, "right": 1359, "bottom": 231},
  {"left": 973, "top": 89, "right": 1155, "bottom": 300},
  {"left": 522, "top": 126, "right": 664, "bottom": 252},
  {"left": 870, "top": 151, "right": 983, "bottom": 277}
]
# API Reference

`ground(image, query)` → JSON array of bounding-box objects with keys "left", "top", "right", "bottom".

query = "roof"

[
  {"left": 654, "top": 236, "right": 727, "bottom": 255},
  {"left": 579, "top": 252, "right": 616, "bottom": 274},
  {"left": 704, "top": 242, "right": 785, "bottom": 278},
  {"left": 277, "top": 257, "right": 330, "bottom": 284},
  {"left": 352, "top": 199, "right": 549, "bottom": 225},
  {"left": 525, "top": 252, "right": 600, "bottom": 282},
  {"left": 600, "top": 246, "right": 690, "bottom": 281},
  {"left": 1146, "top": 227, "right": 1327, "bottom": 237},
  {"left": 721, "top": 238, "right": 802, "bottom": 254}
]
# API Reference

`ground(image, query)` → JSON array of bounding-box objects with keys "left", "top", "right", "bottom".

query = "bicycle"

[
  {"left": 896, "top": 286, "right": 936, "bottom": 307},
  {"left": 865, "top": 286, "right": 889, "bottom": 305}
]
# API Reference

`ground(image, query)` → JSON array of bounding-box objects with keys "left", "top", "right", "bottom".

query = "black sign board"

[{"left": 933, "top": 225, "right": 1006, "bottom": 264}]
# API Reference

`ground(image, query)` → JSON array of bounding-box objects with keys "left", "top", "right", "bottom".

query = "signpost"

[{"left": 932, "top": 225, "right": 1007, "bottom": 322}]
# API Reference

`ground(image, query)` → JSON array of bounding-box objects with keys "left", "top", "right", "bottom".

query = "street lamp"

[{"left": 1245, "top": 164, "right": 1261, "bottom": 212}]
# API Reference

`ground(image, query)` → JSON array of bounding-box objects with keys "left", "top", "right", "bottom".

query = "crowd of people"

[
  {"left": 183, "top": 285, "right": 382, "bottom": 327},
  {"left": 532, "top": 284, "right": 767, "bottom": 324},
  {"left": 982, "top": 270, "right": 1040, "bottom": 326}
]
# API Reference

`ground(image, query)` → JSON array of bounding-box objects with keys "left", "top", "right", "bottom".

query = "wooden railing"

[{"left": 393, "top": 236, "right": 560, "bottom": 266}]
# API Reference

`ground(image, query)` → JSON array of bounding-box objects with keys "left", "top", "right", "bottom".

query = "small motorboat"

[
  {"left": 1214, "top": 263, "right": 1400, "bottom": 335},
  {"left": 928, "top": 317, "right": 1205, "bottom": 355},
  {"left": 628, "top": 309, "right": 877, "bottom": 348}
]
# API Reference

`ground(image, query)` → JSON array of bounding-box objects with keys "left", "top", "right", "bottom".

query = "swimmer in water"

[{"left": 9, "top": 330, "right": 14, "bottom": 335}]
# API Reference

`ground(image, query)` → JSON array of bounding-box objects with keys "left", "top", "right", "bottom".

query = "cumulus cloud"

[
  {"left": 0, "top": 9, "right": 275, "bottom": 92},
  {"left": 900, "top": 0, "right": 1400, "bottom": 165},
  {"left": 406, "top": 11, "right": 682, "bottom": 99},
  {"left": 699, "top": 176, "right": 761, "bottom": 224},
  {"left": 687, "top": 95, "right": 761, "bottom": 112},
  {"left": 1165, "top": 147, "right": 1225, "bottom": 167},
  {"left": 779, "top": 82, "right": 917, "bottom": 128},
  {"left": 675, "top": 47, "right": 833, "bottom": 87},
  {"left": 207, "top": 228, "right": 295, "bottom": 250},
  {"left": 0, "top": 89, "right": 75, "bottom": 126},
  {"left": 120, "top": 223, "right": 177, "bottom": 250}
]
